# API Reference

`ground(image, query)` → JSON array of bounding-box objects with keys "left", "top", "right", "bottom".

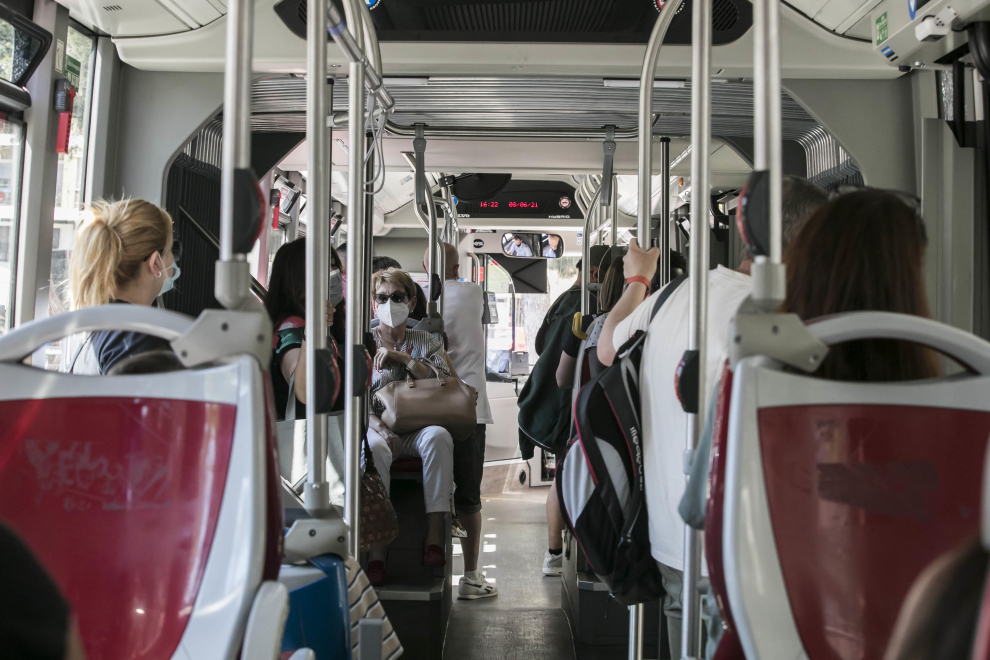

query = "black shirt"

[
  {"left": 0, "top": 524, "right": 69, "bottom": 660},
  {"left": 89, "top": 300, "right": 173, "bottom": 375}
]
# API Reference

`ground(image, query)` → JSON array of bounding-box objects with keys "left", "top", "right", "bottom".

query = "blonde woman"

[{"left": 64, "top": 199, "right": 180, "bottom": 375}]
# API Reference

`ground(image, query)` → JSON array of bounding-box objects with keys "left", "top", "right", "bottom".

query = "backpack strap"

[
  {"left": 574, "top": 376, "right": 627, "bottom": 534},
  {"left": 599, "top": 347, "right": 649, "bottom": 545},
  {"left": 649, "top": 273, "right": 688, "bottom": 323}
]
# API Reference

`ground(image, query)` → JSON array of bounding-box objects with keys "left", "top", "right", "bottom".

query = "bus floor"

[{"left": 443, "top": 490, "right": 576, "bottom": 660}]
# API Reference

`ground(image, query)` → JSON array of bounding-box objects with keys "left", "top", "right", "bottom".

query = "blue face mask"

[{"left": 159, "top": 263, "right": 181, "bottom": 296}]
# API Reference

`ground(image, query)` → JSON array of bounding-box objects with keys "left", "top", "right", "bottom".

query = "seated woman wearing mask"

[
  {"left": 64, "top": 199, "right": 181, "bottom": 375},
  {"left": 364, "top": 268, "right": 455, "bottom": 586},
  {"left": 266, "top": 237, "right": 343, "bottom": 420}
]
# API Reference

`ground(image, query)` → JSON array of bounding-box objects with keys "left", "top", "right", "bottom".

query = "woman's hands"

[
  {"left": 374, "top": 346, "right": 411, "bottom": 371},
  {"left": 369, "top": 415, "right": 401, "bottom": 452},
  {"left": 326, "top": 301, "right": 335, "bottom": 327}
]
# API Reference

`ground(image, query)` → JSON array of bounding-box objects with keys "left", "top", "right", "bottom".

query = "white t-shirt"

[
  {"left": 443, "top": 279, "right": 493, "bottom": 424},
  {"left": 612, "top": 266, "right": 751, "bottom": 570}
]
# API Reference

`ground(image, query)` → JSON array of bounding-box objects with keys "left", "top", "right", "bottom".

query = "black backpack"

[{"left": 556, "top": 274, "right": 686, "bottom": 605}]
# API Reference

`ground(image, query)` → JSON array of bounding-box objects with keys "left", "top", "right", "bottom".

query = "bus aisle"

[{"left": 445, "top": 484, "right": 575, "bottom": 660}]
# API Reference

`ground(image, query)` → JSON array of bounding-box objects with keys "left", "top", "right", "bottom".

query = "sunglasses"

[
  {"left": 147, "top": 239, "right": 182, "bottom": 264},
  {"left": 374, "top": 292, "right": 409, "bottom": 305}
]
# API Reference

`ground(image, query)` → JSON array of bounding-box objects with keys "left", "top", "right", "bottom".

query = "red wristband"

[{"left": 625, "top": 276, "right": 651, "bottom": 294}]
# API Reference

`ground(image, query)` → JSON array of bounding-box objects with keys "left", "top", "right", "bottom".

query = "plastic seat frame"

[
  {"left": 719, "top": 311, "right": 990, "bottom": 660},
  {"left": 0, "top": 305, "right": 288, "bottom": 660}
]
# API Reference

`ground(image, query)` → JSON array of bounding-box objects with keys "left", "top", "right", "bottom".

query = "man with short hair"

[
  {"left": 597, "top": 176, "right": 827, "bottom": 658},
  {"left": 422, "top": 243, "right": 496, "bottom": 599},
  {"left": 507, "top": 235, "right": 534, "bottom": 257}
]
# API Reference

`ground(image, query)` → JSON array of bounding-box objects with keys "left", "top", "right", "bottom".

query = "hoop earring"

[{"left": 156, "top": 271, "right": 162, "bottom": 278}]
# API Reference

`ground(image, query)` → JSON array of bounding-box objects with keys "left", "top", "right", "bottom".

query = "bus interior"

[{"left": 2, "top": 0, "right": 990, "bottom": 658}]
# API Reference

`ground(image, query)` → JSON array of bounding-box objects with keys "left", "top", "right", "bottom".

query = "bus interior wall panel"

[{"left": 783, "top": 77, "right": 917, "bottom": 193}]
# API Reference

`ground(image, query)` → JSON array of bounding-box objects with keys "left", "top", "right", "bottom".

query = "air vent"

[
  {"left": 273, "top": 0, "right": 752, "bottom": 45},
  {"left": 712, "top": 0, "right": 738, "bottom": 32},
  {"left": 296, "top": 0, "right": 306, "bottom": 28},
  {"left": 103, "top": 4, "right": 122, "bottom": 10},
  {"left": 424, "top": 0, "right": 616, "bottom": 33}
]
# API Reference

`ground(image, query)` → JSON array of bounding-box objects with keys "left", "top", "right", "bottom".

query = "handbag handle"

[{"left": 404, "top": 358, "right": 447, "bottom": 388}]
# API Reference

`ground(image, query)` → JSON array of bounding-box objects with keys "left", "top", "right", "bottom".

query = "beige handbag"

[{"left": 375, "top": 361, "right": 478, "bottom": 441}]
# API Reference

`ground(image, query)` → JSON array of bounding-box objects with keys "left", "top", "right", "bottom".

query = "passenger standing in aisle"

[
  {"left": 597, "top": 176, "right": 828, "bottom": 658},
  {"left": 424, "top": 243, "right": 497, "bottom": 600},
  {"left": 519, "top": 245, "right": 609, "bottom": 576}
]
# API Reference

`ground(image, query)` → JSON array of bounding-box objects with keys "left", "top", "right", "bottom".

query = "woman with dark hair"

[
  {"left": 679, "top": 189, "right": 941, "bottom": 659},
  {"left": 780, "top": 189, "right": 938, "bottom": 381},
  {"left": 266, "top": 237, "right": 344, "bottom": 420},
  {"left": 555, "top": 255, "right": 625, "bottom": 388}
]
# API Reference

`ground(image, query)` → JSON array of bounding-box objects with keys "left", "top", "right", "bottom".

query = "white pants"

[{"left": 363, "top": 425, "right": 454, "bottom": 515}]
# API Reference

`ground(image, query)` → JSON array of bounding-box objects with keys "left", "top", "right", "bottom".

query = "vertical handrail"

[
  {"left": 426, "top": 176, "right": 440, "bottom": 318},
  {"left": 343, "top": 0, "right": 367, "bottom": 559},
  {"left": 581, "top": 183, "right": 602, "bottom": 317},
  {"left": 633, "top": 4, "right": 683, "bottom": 657},
  {"left": 682, "top": 0, "right": 713, "bottom": 652},
  {"left": 751, "top": 0, "right": 786, "bottom": 307},
  {"left": 215, "top": 0, "right": 253, "bottom": 309},
  {"left": 610, "top": 175, "right": 618, "bottom": 247},
  {"left": 304, "top": 0, "right": 330, "bottom": 515},
  {"left": 660, "top": 137, "right": 671, "bottom": 283},
  {"left": 637, "top": 0, "right": 685, "bottom": 248}
]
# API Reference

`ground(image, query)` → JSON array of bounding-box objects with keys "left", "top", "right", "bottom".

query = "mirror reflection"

[{"left": 501, "top": 232, "right": 564, "bottom": 259}]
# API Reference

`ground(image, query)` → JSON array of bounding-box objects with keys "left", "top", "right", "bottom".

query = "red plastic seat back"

[
  {"left": 0, "top": 396, "right": 236, "bottom": 660},
  {"left": 705, "top": 363, "right": 742, "bottom": 653},
  {"left": 759, "top": 403, "right": 990, "bottom": 659}
]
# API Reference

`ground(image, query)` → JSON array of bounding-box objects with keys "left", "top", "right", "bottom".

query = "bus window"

[
  {"left": 0, "top": 117, "right": 24, "bottom": 336},
  {"left": 485, "top": 256, "right": 580, "bottom": 376},
  {"left": 45, "top": 24, "right": 95, "bottom": 368}
]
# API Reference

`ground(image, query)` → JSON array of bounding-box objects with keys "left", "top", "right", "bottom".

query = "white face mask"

[
  {"left": 329, "top": 269, "right": 344, "bottom": 306},
  {"left": 158, "top": 262, "right": 180, "bottom": 296},
  {"left": 376, "top": 299, "right": 409, "bottom": 328}
]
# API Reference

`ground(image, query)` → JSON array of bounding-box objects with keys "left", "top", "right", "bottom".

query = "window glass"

[
  {"left": 0, "top": 118, "right": 24, "bottom": 336},
  {"left": 46, "top": 25, "right": 94, "bottom": 368},
  {"left": 0, "top": 15, "right": 46, "bottom": 86}
]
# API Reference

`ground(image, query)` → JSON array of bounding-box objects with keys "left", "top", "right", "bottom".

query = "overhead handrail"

[
  {"left": 680, "top": 0, "right": 714, "bottom": 652},
  {"left": 384, "top": 117, "right": 660, "bottom": 141},
  {"left": 630, "top": 2, "right": 685, "bottom": 657},
  {"left": 325, "top": 1, "right": 393, "bottom": 112}
]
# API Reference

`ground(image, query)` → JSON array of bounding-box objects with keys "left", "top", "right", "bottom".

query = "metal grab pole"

[
  {"left": 427, "top": 181, "right": 440, "bottom": 318},
  {"left": 610, "top": 175, "right": 618, "bottom": 247},
  {"left": 581, "top": 182, "right": 602, "bottom": 317},
  {"left": 632, "top": 4, "right": 683, "bottom": 656},
  {"left": 342, "top": 0, "right": 366, "bottom": 559},
  {"left": 753, "top": 0, "right": 785, "bottom": 291},
  {"left": 682, "top": 0, "right": 712, "bottom": 652},
  {"left": 629, "top": 602, "right": 644, "bottom": 660},
  {"left": 660, "top": 137, "right": 671, "bottom": 283},
  {"left": 637, "top": 0, "right": 684, "bottom": 249},
  {"left": 304, "top": 0, "right": 331, "bottom": 515},
  {"left": 215, "top": 0, "right": 253, "bottom": 309}
]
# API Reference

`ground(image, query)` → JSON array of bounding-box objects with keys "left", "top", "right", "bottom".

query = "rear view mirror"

[{"left": 500, "top": 232, "right": 564, "bottom": 259}]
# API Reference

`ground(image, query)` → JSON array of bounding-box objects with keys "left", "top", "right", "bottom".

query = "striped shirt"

[
  {"left": 345, "top": 557, "right": 403, "bottom": 660},
  {"left": 369, "top": 328, "right": 449, "bottom": 418}
]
